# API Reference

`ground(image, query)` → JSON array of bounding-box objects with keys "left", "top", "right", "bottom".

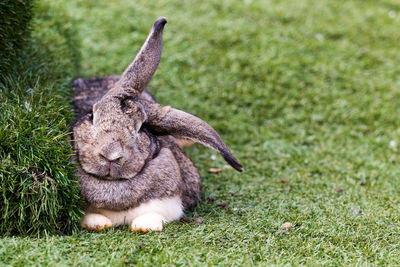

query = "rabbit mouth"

[
  {"left": 81, "top": 158, "right": 148, "bottom": 181},
  {"left": 108, "top": 162, "right": 123, "bottom": 178},
  {"left": 103, "top": 164, "right": 143, "bottom": 180}
]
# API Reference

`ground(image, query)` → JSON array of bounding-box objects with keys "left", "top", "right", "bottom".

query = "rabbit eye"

[
  {"left": 120, "top": 98, "right": 137, "bottom": 113},
  {"left": 88, "top": 113, "right": 93, "bottom": 122}
]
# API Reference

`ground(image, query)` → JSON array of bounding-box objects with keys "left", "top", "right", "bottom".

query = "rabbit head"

[{"left": 73, "top": 17, "right": 243, "bottom": 181}]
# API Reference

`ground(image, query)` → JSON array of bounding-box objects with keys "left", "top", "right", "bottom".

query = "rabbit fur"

[{"left": 72, "top": 17, "right": 243, "bottom": 232}]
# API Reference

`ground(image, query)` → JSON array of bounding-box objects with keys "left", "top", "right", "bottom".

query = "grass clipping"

[{"left": 0, "top": 0, "right": 83, "bottom": 235}]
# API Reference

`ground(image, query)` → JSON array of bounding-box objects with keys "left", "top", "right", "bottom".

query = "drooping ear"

[
  {"left": 108, "top": 17, "right": 167, "bottom": 96},
  {"left": 143, "top": 102, "right": 244, "bottom": 172}
]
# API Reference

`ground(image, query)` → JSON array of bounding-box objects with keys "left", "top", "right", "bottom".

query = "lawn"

[{"left": 1, "top": 0, "right": 400, "bottom": 265}]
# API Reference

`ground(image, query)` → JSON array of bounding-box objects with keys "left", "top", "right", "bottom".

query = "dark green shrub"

[
  {"left": 0, "top": 0, "right": 35, "bottom": 75},
  {"left": 0, "top": 0, "right": 83, "bottom": 236}
]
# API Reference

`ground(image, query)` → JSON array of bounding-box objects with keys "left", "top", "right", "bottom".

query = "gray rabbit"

[{"left": 72, "top": 17, "right": 243, "bottom": 232}]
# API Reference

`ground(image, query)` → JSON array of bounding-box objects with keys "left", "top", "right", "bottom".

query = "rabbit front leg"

[
  {"left": 130, "top": 196, "right": 184, "bottom": 232},
  {"left": 82, "top": 212, "right": 112, "bottom": 232},
  {"left": 130, "top": 213, "right": 165, "bottom": 232}
]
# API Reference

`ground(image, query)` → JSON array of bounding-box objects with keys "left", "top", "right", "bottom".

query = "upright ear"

[
  {"left": 108, "top": 17, "right": 167, "bottom": 96},
  {"left": 143, "top": 102, "right": 244, "bottom": 172}
]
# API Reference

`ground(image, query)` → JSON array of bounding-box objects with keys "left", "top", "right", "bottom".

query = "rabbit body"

[{"left": 72, "top": 18, "right": 242, "bottom": 232}]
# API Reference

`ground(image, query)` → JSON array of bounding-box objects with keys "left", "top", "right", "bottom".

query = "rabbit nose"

[{"left": 99, "top": 142, "right": 124, "bottom": 162}]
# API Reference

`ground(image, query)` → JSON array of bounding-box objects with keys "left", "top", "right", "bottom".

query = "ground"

[{"left": 1, "top": 0, "right": 400, "bottom": 265}]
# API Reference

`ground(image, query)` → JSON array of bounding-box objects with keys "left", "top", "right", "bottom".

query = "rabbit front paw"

[
  {"left": 130, "top": 213, "right": 165, "bottom": 232},
  {"left": 82, "top": 213, "right": 112, "bottom": 232}
]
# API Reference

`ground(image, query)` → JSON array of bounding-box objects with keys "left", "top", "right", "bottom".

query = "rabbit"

[{"left": 71, "top": 17, "right": 243, "bottom": 232}]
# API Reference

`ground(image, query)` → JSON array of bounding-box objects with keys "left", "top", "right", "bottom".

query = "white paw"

[
  {"left": 130, "top": 213, "right": 165, "bottom": 232},
  {"left": 82, "top": 213, "right": 112, "bottom": 232}
]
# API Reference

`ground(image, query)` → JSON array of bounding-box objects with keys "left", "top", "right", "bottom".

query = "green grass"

[
  {"left": 2, "top": 0, "right": 400, "bottom": 265},
  {"left": 0, "top": 0, "right": 35, "bottom": 75},
  {"left": 0, "top": 0, "right": 83, "bottom": 235}
]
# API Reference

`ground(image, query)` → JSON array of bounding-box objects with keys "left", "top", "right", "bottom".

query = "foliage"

[
  {"left": 0, "top": 0, "right": 35, "bottom": 75},
  {"left": 0, "top": 0, "right": 83, "bottom": 236}
]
